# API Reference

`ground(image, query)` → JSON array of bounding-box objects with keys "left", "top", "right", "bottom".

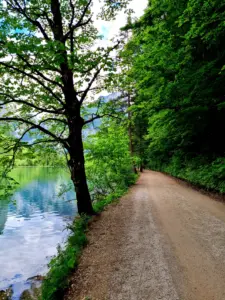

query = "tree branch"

[
  {"left": 26, "top": 139, "right": 59, "bottom": 147},
  {"left": 0, "top": 117, "right": 68, "bottom": 147},
  {"left": 17, "top": 53, "right": 63, "bottom": 89},
  {"left": 83, "top": 113, "right": 121, "bottom": 126},
  {"left": 38, "top": 117, "right": 68, "bottom": 126},
  {"left": 65, "top": 17, "right": 92, "bottom": 43},
  {"left": 50, "top": 0, "right": 64, "bottom": 41},
  {"left": 0, "top": 93, "right": 64, "bottom": 114},
  {"left": 77, "top": 86, "right": 104, "bottom": 94},
  {"left": 68, "top": 0, "right": 75, "bottom": 53},
  {"left": 63, "top": 0, "right": 93, "bottom": 42},
  {"left": 4, "top": 125, "right": 36, "bottom": 171},
  {"left": 8, "top": 0, "right": 50, "bottom": 40},
  {"left": 79, "top": 42, "right": 120, "bottom": 104},
  {"left": 0, "top": 62, "right": 64, "bottom": 105},
  {"left": 79, "top": 68, "right": 102, "bottom": 104}
]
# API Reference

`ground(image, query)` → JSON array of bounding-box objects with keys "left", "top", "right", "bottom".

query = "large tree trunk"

[
  {"left": 68, "top": 117, "right": 94, "bottom": 215},
  {"left": 49, "top": 0, "right": 94, "bottom": 215}
]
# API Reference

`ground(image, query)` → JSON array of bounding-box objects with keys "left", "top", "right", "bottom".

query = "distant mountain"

[{"left": 17, "top": 93, "right": 120, "bottom": 142}]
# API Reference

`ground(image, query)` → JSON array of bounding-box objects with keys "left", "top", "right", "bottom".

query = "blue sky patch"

[{"left": 100, "top": 25, "right": 110, "bottom": 39}]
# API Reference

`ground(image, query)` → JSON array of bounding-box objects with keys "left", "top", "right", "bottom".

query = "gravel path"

[{"left": 64, "top": 170, "right": 225, "bottom": 300}]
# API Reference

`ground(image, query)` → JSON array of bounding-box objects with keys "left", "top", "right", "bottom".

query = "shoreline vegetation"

[
  {"left": 41, "top": 183, "right": 137, "bottom": 300},
  {"left": 40, "top": 164, "right": 225, "bottom": 300},
  {"left": 42, "top": 170, "right": 225, "bottom": 300},
  {"left": 6, "top": 121, "right": 138, "bottom": 299},
  {"left": 0, "top": 119, "right": 138, "bottom": 299},
  {"left": 0, "top": 175, "right": 137, "bottom": 300},
  {"left": 0, "top": 169, "right": 224, "bottom": 300}
]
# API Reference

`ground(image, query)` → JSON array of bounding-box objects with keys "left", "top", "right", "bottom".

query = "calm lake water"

[{"left": 0, "top": 167, "right": 77, "bottom": 299}]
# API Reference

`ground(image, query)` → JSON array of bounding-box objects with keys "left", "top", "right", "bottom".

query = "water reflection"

[
  {"left": 0, "top": 167, "right": 77, "bottom": 299},
  {"left": 0, "top": 199, "right": 8, "bottom": 235}
]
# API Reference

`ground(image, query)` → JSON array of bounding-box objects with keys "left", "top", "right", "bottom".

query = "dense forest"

[{"left": 125, "top": 0, "right": 225, "bottom": 193}]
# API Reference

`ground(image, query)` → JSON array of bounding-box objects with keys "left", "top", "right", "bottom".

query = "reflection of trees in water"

[
  {"left": 13, "top": 180, "right": 76, "bottom": 218},
  {"left": 10, "top": 167, "right": 70, "bottom": 189},
  {"left": 0, "top": 167, "right": 76, "bottom": 234},
  {"left": 0, "top": 199, "right": 9, "bottom": 234},
  {"left": 10, "top": 168, "right": 76, "bottom": 218}
]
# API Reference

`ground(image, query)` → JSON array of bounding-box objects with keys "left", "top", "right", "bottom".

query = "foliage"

[
  {"left": 124, "top": 0, "right": 225, "bottom": 192},
  {"left": 15, "top": 146, "right": 66, "bottom": 167},
  {"left": 41, "top": 187, "right": 133, "bottom": 300},
  {"left": 85, "top": 119, "right": 138, "bottom": 200},
  {"left": 158, "top": 155, "right": 225, "bottom": 194},
  {"left": 42, "top": 117, "right": 137, "bottom": 299},
  {"left": 0, "top": 0, "right": 130, "bottom": 214},
  {"left": 42, "top": 215, "right": 89, "bottom": 300}
]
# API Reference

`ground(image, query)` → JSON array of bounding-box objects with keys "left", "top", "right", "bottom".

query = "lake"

[{"left": 0, "top": 167, "right": 77, "bottom": 299}]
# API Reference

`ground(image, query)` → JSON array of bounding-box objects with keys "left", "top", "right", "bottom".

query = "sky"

[
  {"left": 94, "top": 0, "right": 148, "bottom": 43},
  {"left": 91, "top": 0, "right": 148, "bottom": 98}
]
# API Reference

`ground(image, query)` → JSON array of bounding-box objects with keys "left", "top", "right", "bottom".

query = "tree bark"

[
  {"left": 50, "top": 0, "right": 94, "bottom": 215},
  {"left": 68, "top": 115, "right": 94, "bottom": 215}
]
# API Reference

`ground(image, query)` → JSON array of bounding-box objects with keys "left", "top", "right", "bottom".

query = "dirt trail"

[{"left": 65, "top": 171, "right": 225, "bottom": 300}]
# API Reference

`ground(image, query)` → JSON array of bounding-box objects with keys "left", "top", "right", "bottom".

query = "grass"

[{"left": 41, "top": 188, "right": 129, "bottom": 300}]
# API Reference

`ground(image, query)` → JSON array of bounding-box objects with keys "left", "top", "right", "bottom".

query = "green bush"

[
  {"left": 42, "top": 119, "right": 138, "bottom": 299},
  {"left": 41, "top": 216, "right": 89, "bottom": 300},
  {"left": 41, "top": 182, "right": 136, "bottom": 300},
  {"left": 150, "top": 154, "right": 225, "bottom": 194}
]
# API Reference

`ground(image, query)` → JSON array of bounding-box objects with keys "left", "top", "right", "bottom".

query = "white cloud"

[
  {"left": 89, "top": 0, "right": 148, "bottom": 99},
  {"left": 94, "top": 0, "right": 148, "bottom": 44},
  {"left": 71, "top": 0, "right": 148, "bottom": 99}
]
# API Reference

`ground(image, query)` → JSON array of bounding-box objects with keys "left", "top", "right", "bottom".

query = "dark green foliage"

[
  {"left": 152, "top": 155, "right": 225, "bottom": 193},
  {"left": 125, "top": 0, "right": 225, "bottom": 192}
]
